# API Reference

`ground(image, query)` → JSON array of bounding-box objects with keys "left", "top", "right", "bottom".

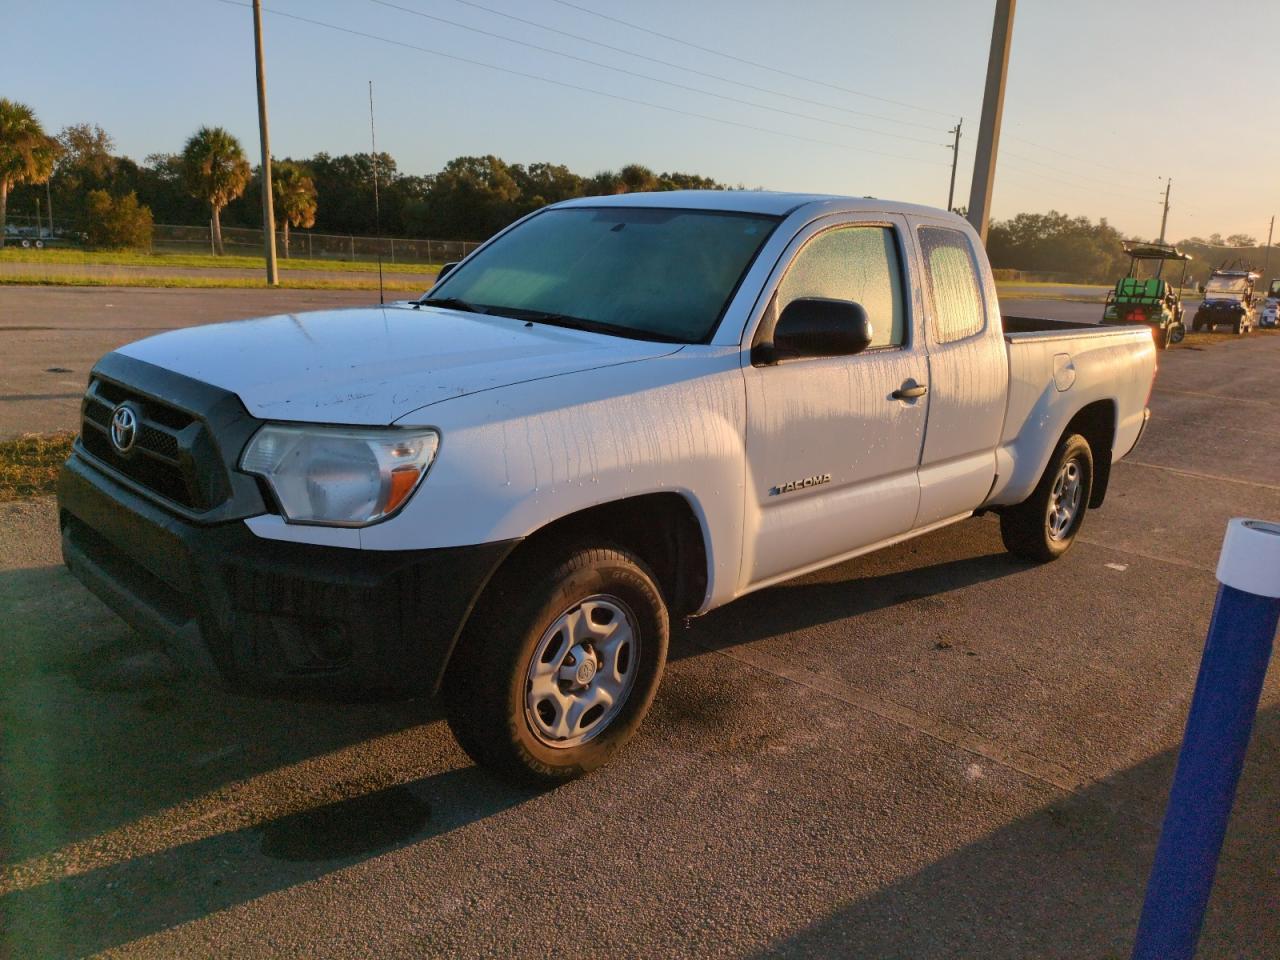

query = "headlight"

[{"left": 240, "top": 424, "right": 439, "bottom": 526}]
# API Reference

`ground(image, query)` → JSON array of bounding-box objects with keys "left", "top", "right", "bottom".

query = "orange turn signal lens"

[{"left": 386, "top": 466, "right": 422, "bottom": 514}]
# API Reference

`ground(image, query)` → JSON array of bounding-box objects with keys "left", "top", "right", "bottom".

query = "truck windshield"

[{"left": 425, "top": 207, "right": 781, "bottom": 342}]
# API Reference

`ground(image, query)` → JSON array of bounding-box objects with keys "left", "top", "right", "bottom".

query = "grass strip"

[
  {"left": 0, "top": 433, "right": 75, "bottom": 502},
  {"left": 0, "top": 274, "right": 426, "bottom": 292}
]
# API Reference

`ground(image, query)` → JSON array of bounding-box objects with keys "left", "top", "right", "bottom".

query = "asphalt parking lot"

[{"left": 1, "top": 286, "right": 1278, "bottom": 958}]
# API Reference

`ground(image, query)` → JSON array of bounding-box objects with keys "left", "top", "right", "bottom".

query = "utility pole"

[
  {"left": 1158, "top": 179, "right": 1171, "bottom": 244},
  {"left": 1264, "top": 215, "right": 1274, "bottom": 277},
  {"left": 967, "top": 0, "right": 1016, "bottom": 244},
  {"left": 252, "top": 0, "right": 279, "bottom": 286},
  {"left": 946, "top": 119, "right": 963, "bottom": 213}
]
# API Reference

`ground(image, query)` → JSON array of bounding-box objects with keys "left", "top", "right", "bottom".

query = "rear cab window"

[{"left": 918, "top": 226, "right": 987, "bottom": 344}]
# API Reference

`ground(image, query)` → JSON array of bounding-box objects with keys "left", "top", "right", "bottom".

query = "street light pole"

[
  {"left": 252, "top": 0, "right": 279, "bottom": 286},
  {"left": 1158, "top": 179, "right": 1172, "bottom": 244},
  {"left": 946, "top": 119, "right": 963, "bottom": 213},
  {"left": 967, "top": 0, "right": 1016, "bottom": 244},
  {"left": 1263, "top": 215, "right": 1274, "bottom": 277}
]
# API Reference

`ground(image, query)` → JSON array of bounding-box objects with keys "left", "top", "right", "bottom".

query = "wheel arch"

[
  {"left": 437, "top": 492, "right": 711, "bottom": 694},
  {"left": 1064, "top": 399, "right": 1116, "bottom": 508}
]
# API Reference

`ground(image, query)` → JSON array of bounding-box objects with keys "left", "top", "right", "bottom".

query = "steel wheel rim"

[
  {"left": 524, "top": 594, "right": 640, "bottom": 749},
  {"left": 1047, "top": 459, "right": 1083, "bottom": 541}
]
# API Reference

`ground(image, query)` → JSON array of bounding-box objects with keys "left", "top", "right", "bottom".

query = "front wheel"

[
  {"left": 443, "top": 543, "right": 669, "bottom": 785},
  {"left": 1000, "top": 433, "right": 1094, "bottom": 562},
  {"left": 1170, "top": 323, "right": 1186, "bottom": 344}
]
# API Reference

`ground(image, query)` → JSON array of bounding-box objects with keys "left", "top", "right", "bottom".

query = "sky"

[{"left": 6, "top": 0, "right": 1278, "bottom": 242}]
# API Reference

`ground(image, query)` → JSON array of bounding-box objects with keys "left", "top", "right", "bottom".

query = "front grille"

[{"left": 80, "top": 378, "right": 228, "bottom": 511}]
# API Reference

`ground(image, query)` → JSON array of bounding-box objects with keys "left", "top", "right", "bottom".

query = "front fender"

[{"left": 365, "top": 347, "right": 748, "bottom": 608}]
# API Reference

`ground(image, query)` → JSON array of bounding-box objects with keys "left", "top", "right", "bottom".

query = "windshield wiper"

[
  {"left": 485, "top": 306, "right": 687, "bottom": 343},
  {"left": 415, "top": 296, "right": 488, "bottom": 314}
]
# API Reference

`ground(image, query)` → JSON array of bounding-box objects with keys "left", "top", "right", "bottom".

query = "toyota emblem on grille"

[{"left": 109, "top": 404, "right": 139, "bottom": 454}]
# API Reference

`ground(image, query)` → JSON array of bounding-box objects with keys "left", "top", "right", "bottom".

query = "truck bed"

[
  {"left": 1002, "top": 314, "right": 1096, "bottom": 334},
  {"left": 987, "top": 313, "right": 1156, "bottom": 509},
  {"left": 1001, "top": 313, "right": 1151, "bottom": 343}
]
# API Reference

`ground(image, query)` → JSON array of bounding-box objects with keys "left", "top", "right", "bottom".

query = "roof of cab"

[{"left": 552, "top": 189, "right": 960, "bottom": 221}]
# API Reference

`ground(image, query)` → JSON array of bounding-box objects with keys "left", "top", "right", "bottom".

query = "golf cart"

[
  {"left": 1191, "top": 267, "right": 1260, "bottom": 336},
  {"left": 1261, "top": 278, "right": 1280, "bottom": 328},
  {"left": 1102, "top": 241, "right": 1191, "bottom": 349}
]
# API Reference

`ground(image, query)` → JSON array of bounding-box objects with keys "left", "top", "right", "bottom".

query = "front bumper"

[{"left": 57, "top": 453, "right": 517, "bottom": 698}]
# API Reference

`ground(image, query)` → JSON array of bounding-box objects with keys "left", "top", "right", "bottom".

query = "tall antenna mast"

[{"left": 368, "top": 79, "right": 385, "bottom": 305}]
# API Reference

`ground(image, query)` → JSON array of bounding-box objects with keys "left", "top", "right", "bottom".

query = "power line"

[
  {"left": 1003, "top": 133, "right": 1150, "bottom": 181},
  {"left": 364, "top": 0, "right": 948, "bottom": 147},
  {"left": 541, "top": 0, "right": 959, "bottom": 119},
  {"left": 430, "top": 0, "right": 944, "bottom": 132},
  {"left": 996, "top": 162, "right": 1146, "bottom": 204},
  {"left": 216, "top": 1, "right": 950, "bottom": 169},
  {"left": 1003, "top": 150, "right": 1151, "bottom": 191}
]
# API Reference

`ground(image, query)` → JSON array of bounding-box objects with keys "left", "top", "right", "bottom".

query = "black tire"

[
  {"left": 1000, "top": 433, "right": 1094, "bottom": 563},
  {"left": 443, "top": 543, "right": 669, "bottom": 786},
  {"left": 1170, "top": 323, "right": 1185, "bottom": 344},
  {"left": 1234, "top": 318, "right": 1243, "bottom": 335}
]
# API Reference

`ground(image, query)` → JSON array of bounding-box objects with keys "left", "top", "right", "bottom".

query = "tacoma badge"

[{"left": 770, "top": 473, "right": 832, "bottom": 496}]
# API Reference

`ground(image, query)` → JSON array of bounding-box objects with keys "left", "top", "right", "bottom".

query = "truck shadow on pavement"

[
  {"left": 0, "top": 562, "right": 537, "bottom": 957},
  {"left": 678, "top": 540, "right": 1031, "bottom": 658},
  {"left": 748, "top": 705, "right": 1280, "bottom": 960},
  {"left": 0, "top": 525, "right": 1073, "bottom": 958}
]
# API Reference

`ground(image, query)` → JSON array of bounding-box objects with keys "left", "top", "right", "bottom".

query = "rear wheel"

[
  {"left": 443, "top": 543, "right": 669, "bottom": 785},
  {"left": 1169, "top": 323, "right": 1186, "bottom": 344},
  {"left": 1000, "top": 434, "right": 1094, "bottom": 563}
]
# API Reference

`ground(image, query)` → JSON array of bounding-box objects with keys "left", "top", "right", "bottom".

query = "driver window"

[{"left": 777, "top": 225, "right": 906, "bottom": 348}]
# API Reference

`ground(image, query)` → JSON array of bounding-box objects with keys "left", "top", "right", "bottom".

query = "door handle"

[{"left": 892, "top": 380, "right": 928, "bottom": 401}]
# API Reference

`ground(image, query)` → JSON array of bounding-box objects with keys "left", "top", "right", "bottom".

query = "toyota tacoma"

[{"left": 58, "top": 192, "right": 1158, "bottom": 784}]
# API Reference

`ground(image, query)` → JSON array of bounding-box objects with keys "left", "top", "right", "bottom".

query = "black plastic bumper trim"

[{"left": 57, "top": 453, "right": 519, "bottom": 698}]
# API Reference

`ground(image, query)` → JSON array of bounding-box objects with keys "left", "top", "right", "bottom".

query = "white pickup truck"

[{"left": 58, "top": 191, "right": 1156, "bottom": 783}]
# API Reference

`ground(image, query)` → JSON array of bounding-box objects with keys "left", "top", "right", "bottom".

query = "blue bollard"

[{"left": 1132, "top": 519, "right": 1280, "bottom": 960}]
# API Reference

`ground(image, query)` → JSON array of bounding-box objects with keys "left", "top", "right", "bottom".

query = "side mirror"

[
  {"left": 436, "top": 261, "right": 460, "bottom": 281},
  {"left": 754, "top": 297, "right": 873, "bottom": 365}
]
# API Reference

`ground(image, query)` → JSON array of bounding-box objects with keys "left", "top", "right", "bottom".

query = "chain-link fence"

[
  {"left": 153, "top": 223, "right": 481, "bottom": 265},
  {"left": 2, "top": 213, "right": 481, "bottom": 264}
]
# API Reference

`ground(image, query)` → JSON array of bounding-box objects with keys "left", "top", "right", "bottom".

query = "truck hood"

[{"left": 117, "top": 303, "right": 682, "bottom": 424}]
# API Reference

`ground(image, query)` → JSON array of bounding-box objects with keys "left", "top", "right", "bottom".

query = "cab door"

[
  {"left": 740, "top": 215, "right": 928, "bottom": 589},
  {"left": 905, "top": 218, "right": 1007, "bottom": 527}
]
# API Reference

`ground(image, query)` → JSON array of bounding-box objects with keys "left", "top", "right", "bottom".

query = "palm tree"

[
  {"left": 272, "top": 161, "right": 317, "bottom": 258},
  {"left": 181, "top": 126, "right": 250, "bottom": 255},
  {"left": 0, "top": 99, "right": 59, "bottom": 249}
]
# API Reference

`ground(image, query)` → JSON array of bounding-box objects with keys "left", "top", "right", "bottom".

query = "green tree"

[
  {"left": 987, "top": 210, "right": 1129, "bottom": 283},
  {"left": 181, "top": 126, "right": 250, "bottom": 255},
  {"left": 0, "top": 99, "right": 60, "bottom": 248},
  {"left": 57, "top": 123, "right": 116, "bottom": 180},
  {"left": 83, "top": 190, "right": 153, "bottom": 249},
  {"left": 419, "top": 155, "right": 521, "bottom": 239},
  {"left": 271, "top": 161, "right": 317, "bottom": 258}
]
